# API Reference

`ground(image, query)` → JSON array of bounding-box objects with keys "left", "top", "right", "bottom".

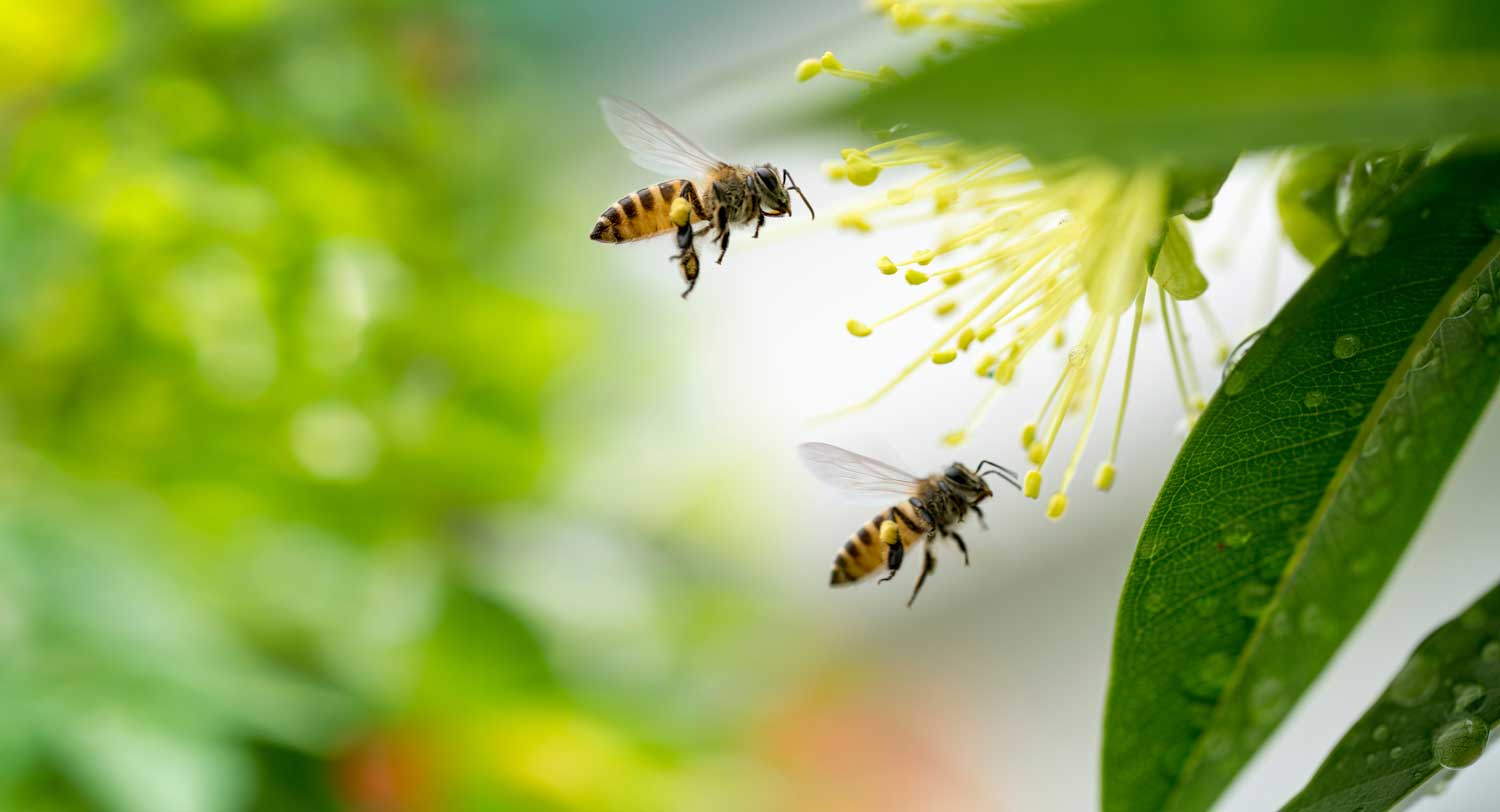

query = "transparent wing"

[
  {"left": 599, "top": 96, "right": 728, "bottom": 177},
  {"left": 798, "top": 442, "right": 922, "bottom": 498}
]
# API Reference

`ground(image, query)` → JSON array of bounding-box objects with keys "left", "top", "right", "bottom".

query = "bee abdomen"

[
  {"left": 829, "top": 514, "right": 891, "bottom": 587},
  {"left": 590, "top": 180, "right": 701, "bottom": 244}
]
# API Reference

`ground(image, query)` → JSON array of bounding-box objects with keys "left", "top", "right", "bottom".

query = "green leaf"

[
  {"left": 1279, "top": 580, "right": 1500, "bottom": 812},
  {"left": 1102, "top": 148, "right": 1500, "bottom": 812},
  {"left": 852, "top": 0, "right": 1500, "bottom": 165}
]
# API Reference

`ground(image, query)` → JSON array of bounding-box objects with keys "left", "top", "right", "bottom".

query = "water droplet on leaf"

[
  {"left": 1373, "top": 724, "right": 1390, "bottom": 742},
  {"left": 1433, "top": 717, "right": 1489, "bottom": 769},
  {"left": 1348, "top": 216, "right": 1391, "bottom": 257},
  {"left": 1224, "top": 370, "right": 1248, "bottom": 396},
  {"left": 1237, "top": 583, "right": 1273, "bottom": 617},
  {"left": 1482, "top": 641, "right": 1500, "bottom": 663},
  {"left": 1452, "top": 682, "right": 1486, "bottom": 714},
  {"left": 1303, "top": 390, "right": 1326, "bottom": 408},
  {"left": 1222, "top": 521, "right": 1252, "bottom": 549},
  {"left": 1334, "top": 334, "right": 1363, "bottom": 359},
  {"left": 1388, "top": 654, "right": 1440, "bottom": 707}
]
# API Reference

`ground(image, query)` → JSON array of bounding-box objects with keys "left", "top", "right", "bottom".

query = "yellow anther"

[
  {"left": 795, "top": 59, "right": 822, "bottom": 82},
  {"left": 837, "top": 212, "right": 872, "bottom": 232},
  {"left": 887, "top": 187, "right": 914, "bottom": 205},
  {"left": 977, "top": 326, "right": 996, "bottom": 342},
  {"left": 877, "top": 256, "right": 899, "bottom": 275},
  {"left": 669, "top": 197, "right": 692, "bottom": 227},
  {"left": 943, "top": 430, "right": 966, "bottom": 447},
  {"left": 889, "top": 3, "right": 926, "bottom": 28},
  {"left": 1021, "top": 422, "right": 1037, "bottom": 448},
  {"left": 1216, "top": 343, "right": 1230, "bottom": 364},
  {"left": 1023, "top": 469, "right": 1042, "bottom": 499},
  {"left": 1027, "top": 441, "right": 1047, "bottom": 465},
  {"left": 905, "top": 269, "right": 929, "bottom": 285},
  {"left": 935, "top": 301, "right": 957, "bottom": 316},
  {"left": 879, "top": 520, "right": 899, "bottom": 546},
  {"left": 823, "top": 160, "right": 848, "bottom": 181},
  {"left": 1053, "top": 328, "right": 1066, "bottom": 349},
  {"left": 1094, "top": 461, "right": 1117, "bottom": 492},
  {"left": 1192, "top": 396, "right": 1207, "bottom": 412},
  {"left": 1046, "top": 492, "right": 1069, "bottom": 520},
  {"left": 913, "top": 249, "right": 935, "bottom": 266},
  {"left": 846, "top": 320, "right": 872, "bottom": 337},
  {"left": 957, "top": 328, "right": 975, "bottom": 351},
  {"left": 975, "top": 354, "right": 998, "bottom": 376},
  {"left": 845, "top": 151, "right": 881, "bottom": 186},
  {"left": 931, "top": 350, "right": 957, "bottom": 365},
  {"left": 934, "top": 185, "right": 958, "bottom": 211},
  {"left": 820, "top": 51, "right": 844, "bottom": 70},
  {"left": 941, "top": 271, "right": 962, "bottom": 287}
]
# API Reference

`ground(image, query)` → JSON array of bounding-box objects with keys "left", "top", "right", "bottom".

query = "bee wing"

[
  {"left": 797, "top": 442, "right": 923, "bottom": 499},
  {"left": 599, "top": 96, "right": 729, "bottom": 177}
]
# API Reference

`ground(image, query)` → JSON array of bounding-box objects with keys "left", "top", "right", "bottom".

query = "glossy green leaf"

[
  {"left": 1279, "top": 581, "right": 1500, "bottom": 811},
  {"left": 1102, "top": 148, "right": 1500, "bottom": 812},
  {"left": 852, "top": 0, "right": 1500, "bottom": 165}
]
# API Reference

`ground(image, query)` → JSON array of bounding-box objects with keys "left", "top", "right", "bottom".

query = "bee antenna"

[
  {"left": 783, "top": 169, "right": 815, "bottom": 220},
  {"left": 979, "top": 468, "right": 1023, "bottom": 490}
]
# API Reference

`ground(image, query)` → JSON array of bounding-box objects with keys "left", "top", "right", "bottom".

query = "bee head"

[
  {"left": 943, "top": 462, "right": 992, "bottom": 502},
  {"left": 755, "top": 163, "right": 814, "bottom": 220},
  {"left": 970, "top": 460, "right": 1022, "bottom": 498}
]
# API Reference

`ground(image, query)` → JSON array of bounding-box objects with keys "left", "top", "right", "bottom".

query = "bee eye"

[{"left": 755, "top": 167, "right": 778, "bottom": 188}]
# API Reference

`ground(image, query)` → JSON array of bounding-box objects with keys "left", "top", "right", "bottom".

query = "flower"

[{"left": 803, "top": 40, "right": 1232, "bottom": 521}]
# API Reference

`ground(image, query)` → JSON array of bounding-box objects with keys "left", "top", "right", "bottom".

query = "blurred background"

[{"left": 1, "top": 1, "right": 1498, "bottom": 810}]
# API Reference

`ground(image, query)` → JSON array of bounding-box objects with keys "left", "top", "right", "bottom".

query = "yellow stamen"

[
  {"left": 1023, "top": 469, "right": 1042, "bottom": 499},
  {"left": 847, "top": 320, "right": 872, "bottom": 337},
  {"left": 1046, "top": 492, "right": 1068, "bottom": 520}
]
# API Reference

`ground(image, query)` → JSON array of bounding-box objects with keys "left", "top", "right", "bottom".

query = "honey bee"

[
  {"left": 799, "top": 442, "right": 1021, "bottom": 606},
  {"left": 590, "top": 97, "right": 813, "bottom": 298}
]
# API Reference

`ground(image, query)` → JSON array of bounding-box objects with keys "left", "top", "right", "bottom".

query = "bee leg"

[
  {"left": 971, "top": 504, "right": 987, "bottom": 532},
  {"left": 906, "top": 544, "right": 938, "bottom": 608},
  {"left": 877, "top": 540, "right": 904, "bottom": 584},
  {"left": 752, "top": 210, "right": 765, "bottom": 238},
  {"left": 712, "top": 202, "right": 731, "bottom": 264},
  {"left": 949, "top": 532, "right": 970, "bottom": 566},
  {"left": 671, "top": 223, "right": 700, "bottom": 298}
]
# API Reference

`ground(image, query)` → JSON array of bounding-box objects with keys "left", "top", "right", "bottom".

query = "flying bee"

[
  {"left": 590, "top": 96, "right": 813, "bottom": 298},
  {"left": 798, "top": 442, "right": 1021, "bottom": 607}
]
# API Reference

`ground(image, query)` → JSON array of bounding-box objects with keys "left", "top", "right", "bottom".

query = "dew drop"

[
  {"left": 1334, "top": 334, "right": 1364, "bottom": 359},
  {"left": 1224, "top": 369, "right": 1248, "bottom": 397},
  {"left": 1356, "top": 484, "right": 1395, "bottom": 519},
  {"left": 1346, "top": 401, "right": 1366, "bottom": 418},
  {"left": 1482, "top": 641, "right": 1500, "bottom": 663},
  {"left": 1480, "top": 293, "right": 1494, "bottom": 312},
  {"left": 1372, "top": 724, "right": 1390, "bottom": 742},
  {"left": 1271, "top": 611, "right": 1293, "bottom": 639},
  {"left": 1348, "top": 216, "right": 1391, "bottom": 257},
  {"left": 1394, "top": 436, "right": 1416, "bottom": 463},
  {"left": 1362, "top": 431, "right": 1384, "bottom": 458},
  {"left": 1433, "top": 717, "right": 1489, "bottom": 769},
  {"left": 1144, "top": 591, "right": 1166, "bottom": 614},
  {"left": 1365, "top": 753, "right": 1379, "bottom": 767},
  {"left": 1237, "top": 582, "right": 1273, "bottom": 617},
  {"left": 1222, "top": 521, "right": 1252, "bottom": 549},
  {"left": 1250, "top": 677, "right": 1289, "bottom": 725},
  {"left": 1278, "top": 503, "right": 1301, "bottom": 523},
  {"left": 1300, "top": 604, "right": 1331, "bottom": 637},
  {"left": 1452, "top": 682, "right": 1486, "bottom": 714},
  {"left": 1203, "top": 730, "right": 1233, "bottom": 761},
  {"left": 1303, "top": 390, "right": 1326, "bottom": 408},
  {"left": 1390, "top": 745, "right": 1405, "bottom": 759},
  {"left": 1388, "top": 654, "right": 1440, "bottom": 707}
]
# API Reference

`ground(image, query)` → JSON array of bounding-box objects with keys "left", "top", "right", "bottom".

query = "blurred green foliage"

[{"left": 0, "top": 2, "right": 791, "bottom": 810}]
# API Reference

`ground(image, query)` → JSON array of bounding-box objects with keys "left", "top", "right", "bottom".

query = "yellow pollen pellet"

[
  {"left": 877, "top": 256, "right": 898, "bottom": 275},
  {"left": 1027, "top": 441, "right": 1046, "bottom": 465},
  {"left": 846, "top": 320, "right": 872, "bottom": 337},
  {"left": 795, "top": 59, "right": 822, "bottom": 82},
  {"left": 935, "top": 301, "right": 956, "bottom": 316},
  {"left": 957, "top": 328, "right": 975, "bottom": 351},
  {"left": 669, "top": 197, "right": 692, "bottom": 227},
  {"left": 1046, "top": 493, "right": 1069, "bottom": 520},
  {"left": 943, "top": 430, "right": 966, "bottom": 447},
  {"left": 887, "top": 187, "right": 914, "bottom": 205},
  {"left": 931, "top": 350, "right": 957, "bottom": 365},
  {"left": 1023, "top": 470, "right": 1042, "bottom": 499},
  {"left": 1094, "top": 462, "right": 1117, "bottom": 492},
  {"left": 905, "top": 269, "right": 928, "bottom": 285},
  {"left": 879, "top": 520, "right": 899, "bottom": 546},
  {"left": 820, "top": 51, "right": 844, "bottom": 70},
  {"left": 913, "top": 249, "right": 935, "bottom": 266},
  {"left": 1021, "top": 422, "right": 1037, "bottom": 448}
]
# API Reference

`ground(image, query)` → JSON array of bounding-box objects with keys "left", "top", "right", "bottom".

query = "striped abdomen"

[
  {"left": 830, "top": 501, "right": 931, "bottom": 586},
  {"left": 590, "top": 179, "right": 706, "bottom": 243}
]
